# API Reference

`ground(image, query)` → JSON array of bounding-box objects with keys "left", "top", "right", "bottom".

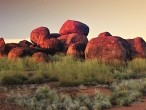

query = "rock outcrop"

[{"left": 1, "top": 20, "right": 146, "bottom": 64}]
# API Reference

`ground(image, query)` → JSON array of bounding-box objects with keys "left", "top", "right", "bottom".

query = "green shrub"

[
  {"left": 8, "top": 86, "right": 112, "bottom": 110},
  {"left": 111, "top": 78, "right": 146, "bottom": 106}
]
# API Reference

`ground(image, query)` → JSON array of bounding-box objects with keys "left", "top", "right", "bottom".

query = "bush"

[
  {"left": 111, "top": 78, "right": 146, "bottom": 106},
  {"left": 8, "top": 86, "right": 111, "bottom": 110}
]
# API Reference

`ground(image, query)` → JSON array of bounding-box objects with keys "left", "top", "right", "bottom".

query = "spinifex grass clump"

[{"left": 9, "top": 86, "right": 111, "bottom": 110}]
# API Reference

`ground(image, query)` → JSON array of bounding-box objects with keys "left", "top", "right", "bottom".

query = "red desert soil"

[{"left": 0, "top": 83, "right": 146, "bottom": 110}]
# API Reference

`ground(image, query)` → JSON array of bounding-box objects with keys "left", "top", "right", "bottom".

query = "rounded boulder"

[
  {"left": 127, "top": 37, "right": 146, "bottom": 58},
  {"left": 30, "top": 26, "right": 50, "bottom": 45},
  {"left": 59, "top": 20, "right": 89, "bottom": 36},
  {"left": 8, "top": 47, "right": 32, "bottom": 60},
  {"left": 67, "top": 42, "right": 87, "bottom": 58},
  {"left": 85, "top": 32, "right": 131, "bottom": 63},
  {"left": 32, "top": 52, "right": 48, "bottom": 63},
  {"left": 19, "top": 40, "right": 32, "bottom": 47},
  {"left": 39, "top": 38, "right": 62, "bottom": 55}
]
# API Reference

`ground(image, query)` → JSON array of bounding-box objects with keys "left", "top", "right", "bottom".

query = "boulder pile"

[{"left": 0, "top": 19, "right": 146, "bottom": 63}]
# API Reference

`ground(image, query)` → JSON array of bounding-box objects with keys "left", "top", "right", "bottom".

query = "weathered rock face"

[
  {"left": 49, "top": 33, "right": 61, "bottom": 38},
  {"left": 57, "top": 34, "right": 68, "bottom": 45},
  {"left": 39, "top": 38, "right": 62, "bottom": 55},
  {"left": 30, "top": 27, "right": 50, "bottom": 45},
  {"left": 8, "top": 47, "right": 32, "bottom": 60},
  {"left": 59, "top": 20, "right": 89, "bottom": 36},
  {"left": 58, "top": 33, "right": 88, "bottom": 52},
  {"left": 66, "top": 33, "right": 88, "bottom": 45},
  {"left": 85, "top": 32, "right": 131, "bottom": 63},
  {"left": 98, "top": 32, "right": 112, "bottom": 38},
  {"left": 19, "top": 40, "right": 32, "bottom": 47},
  {"left": 67, "top": 42, "right": 87, "bottom": 58},
  {"left": 127, "top": 37, "right": 146, "bottom": 58},
  {"left": 32, "top": 52, "right": 48, "bottom": 63}
]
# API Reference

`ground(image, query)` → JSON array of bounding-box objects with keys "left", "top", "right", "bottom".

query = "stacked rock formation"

[
  {"left": 0, "top": 19, "right": 146, "bottom": 63},
  {"left": 58, "top": 20, "right": 89, "bottom": 58}
]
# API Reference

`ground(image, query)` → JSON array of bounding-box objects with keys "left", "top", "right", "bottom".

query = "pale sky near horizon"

[{"left": 0, "top": 0, "right": 146, "bottom": 42}]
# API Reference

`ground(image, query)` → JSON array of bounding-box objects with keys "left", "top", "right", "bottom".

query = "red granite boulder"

[
  {"left": 0, "top": 38, "right": 5, "bottom": 48},
  {"left": 32, "top": 52, "right": 48, "bottom": 63},
  {"left": 48, "top": 33, "right": 61, "bottom": 38},
  {"left": 57, "top": 34, "right": 68, "bottom": 45},
  {"left": 0, "top": 38, "right": 5, "bottom": 58},
  {"left": 0, "top": 43, "right": 19, "bottom": 57},
  {"left": 85, "top": 32, "right": 131, "bottom": 63},
  {"left": 67, "top": 42, "right": 87, "bottom": 58},
  {"left": 39, "top": 38, "right": 62, "bottom": 55},
  {"left": 127, "top": 37, "right": 146, "bottom": 58},
  {"left": 19, "top": 40, "right": 32, "bottom": 47},
  {"left": 66, "top": 33, "right": 88, "bottom": 45},
  {"left": 59, "top": 20, "right": 89, "bottom": 36},
  {"left": 98, "top": 32, "right": 112, "bottom": 38},
  {"left": 8, "top": 47, "right": 32, "bottom": 60},
  {"left": 30, "top": 26, "right": 50, "bottom": 45},
  {"left": 58, "top": 33, "right": 88, "bottom": 52}
]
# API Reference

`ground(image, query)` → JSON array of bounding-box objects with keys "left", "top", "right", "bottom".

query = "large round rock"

[
  {"left": 59, "top": 20, "right": 89, "bottom": 36},
  {"left": 127, "top": 37, "right": 146, "bottom": 58},
  {"left": 19, "top": 40, "right": 32, "bottom": 47},
  {"left": 30, "top": 26, "right": 50, "bottom": 45},
  {"left": 8, "top": 47, "right": 32, "bottom": 60},
  {"left": 0, "top": 43, "right": 19, "bottom": 57},
  {"left": 67, "top": 42, "right": 87, "bottom": 58},
  {"left": 58, "top": 33, "right": 88, "bottom": 52},
  {"left": 85, "top": 32, "right": 131, "bottom": 63},
  {"left": 32, "top": 52, "right": 48, "bottom": 63},
  {"left": 39, "top": 38, "right": 62, "bottom": 55}
]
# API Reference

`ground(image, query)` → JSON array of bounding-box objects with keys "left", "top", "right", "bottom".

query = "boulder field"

[{"left": 0, "top": 20, "right": 146, "bottom": 63}]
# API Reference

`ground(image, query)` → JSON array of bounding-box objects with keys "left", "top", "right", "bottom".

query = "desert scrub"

[
  {"left": 111, "top": 78, "right": 146, "bottom": 106},
  {"left": 9, "top": 86, "right": 112, "bottom": 110}
]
